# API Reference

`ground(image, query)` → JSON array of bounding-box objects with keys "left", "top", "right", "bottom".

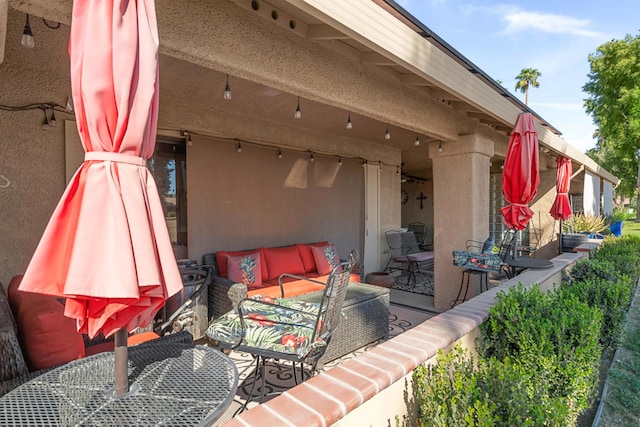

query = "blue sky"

[{"left": 398, "top": 0, "right": 640, "bottom": 153}]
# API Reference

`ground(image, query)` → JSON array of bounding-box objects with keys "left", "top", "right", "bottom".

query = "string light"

[
  {"left": 414, "top": 136, "right": 420, "bottom": 146},
  {"left": 21, "top": 15, "right": 34, "bottom": 49},
  {"left": 236, "top": 142, "right": 242, "bottom": 153},
  {"left": 346, "top": 113, "right": 352, "bottom": 129},
  {"left": 385, "top": 127, "right": 391, "bottom": 140},
  {"left": 224, "top": 74, "right": 232, "bottom": 100},
  {"left": 277, "top": 149, "right": 283, "bottom": 159},
  {"left": 294, "top": 96, "right": 301, "bottom": 119},
  {"left": 338, "top": 157, "right": 342, "bottom": 166},
  {"left": 438, "top": 142, "right": 442, "bottom": 153},
  {"left": 309, "top": 153, "right": 314, "bottom": 162}
]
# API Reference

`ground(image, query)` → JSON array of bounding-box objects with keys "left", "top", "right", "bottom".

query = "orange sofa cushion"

[
  {"left": 262, "top": 246, "right": 305, "bottom": 281},
  {"left": 216, "top": 249, "right": 268, "bottom": 282},
  {"left": 247, "top": 273, "right": 360, "bottom": 299},
  {"left": 16, "top": 294, "right": 85, "bottom": 371},
  {"left": 295, "top": 242, "right": 330, "bottom": 273}
]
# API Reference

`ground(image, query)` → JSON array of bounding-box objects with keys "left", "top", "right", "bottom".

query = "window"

[{"left": 148, "top": 137, "right": 187, "bottom": 257}]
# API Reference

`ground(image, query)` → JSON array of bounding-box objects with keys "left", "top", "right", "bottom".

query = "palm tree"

[{"left": 515, "top": 68, "right": 541, "bottom": 105}]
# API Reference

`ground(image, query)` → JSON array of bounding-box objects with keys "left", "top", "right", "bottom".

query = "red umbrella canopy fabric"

[
  {"left": 19, "top": 0, "right": 183, "bottom": 339},
  {"left": 549, "top": 156, "right": 573, "bottom": 220},
  {"left": 501, "top": 113, "right": 541, "bottom": 230}
]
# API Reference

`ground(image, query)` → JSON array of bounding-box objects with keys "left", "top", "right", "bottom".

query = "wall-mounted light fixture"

[
  {"left": 21, "top": 14, "right": 35, "bottom": 48},
  {"left": 224, "top": 74, "right": 232, "bottom": 100},
  {"left": 294, "top": 96, "right": 302, "bottom": 119}
]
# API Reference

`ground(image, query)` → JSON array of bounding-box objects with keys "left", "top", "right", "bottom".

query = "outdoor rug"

[
  {"left": 210, "top": 304, "right": 435, "bottom": 424},
  {"left": 391, "top": 269, "right": 434, "bottom": 296}
]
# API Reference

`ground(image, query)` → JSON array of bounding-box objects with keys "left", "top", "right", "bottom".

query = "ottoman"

[{"left": 295, "top": 282, "right": 390, "bottom": 363}]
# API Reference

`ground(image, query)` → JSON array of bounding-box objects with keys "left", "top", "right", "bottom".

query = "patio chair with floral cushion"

[
  {"left": 450, "top": 229, "right": 516, "bottom": 306},
  {"left": 206, "top": 250, "right": 358, "bottom": 412}
]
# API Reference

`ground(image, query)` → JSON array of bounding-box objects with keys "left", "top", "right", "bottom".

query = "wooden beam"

[
  {"left": 0, "top": 0, "right": 7, "bottom": 64},
  {"left": 402, "top": 74, "right": 433, "bottom": 86}
]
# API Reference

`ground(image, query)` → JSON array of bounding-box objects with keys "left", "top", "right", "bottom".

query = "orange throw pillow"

[
  {"left": 296, "top": 242, "right": 330, "bottom": 273},
  {"left": 16, "top": 294, "right": 85, "bottom": 371}
]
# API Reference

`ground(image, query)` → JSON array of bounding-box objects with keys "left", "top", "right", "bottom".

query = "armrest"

[
  {"left": 209, "top": 274, "right": 248, "bottom": 320},
  {"left": 278, "top": 273, "right": 326, "bottom": 298}
]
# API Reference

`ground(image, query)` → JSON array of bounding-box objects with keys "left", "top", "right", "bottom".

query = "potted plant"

[
  {"left": 605, "top": 206, "right": 627, "bottom": 237},
  {"left": 561, "top": 213, "right": 608, "bottom": 251}
]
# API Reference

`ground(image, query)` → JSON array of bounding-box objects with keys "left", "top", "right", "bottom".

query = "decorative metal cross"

[{"left": 416, "top": 192, "right": 427, "bottom": 209}]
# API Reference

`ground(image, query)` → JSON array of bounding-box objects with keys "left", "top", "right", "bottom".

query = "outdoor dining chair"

[
  {"left": 517, "top": 227, "right": 542, "bottom": 257},
  {"left": 451, "top": 229, "right": 516, "bottom": 307},
  {"left": 206, "top": 250, "right": 358, "bottom": 413},
  {"left": 383, "top": 230, "right": 434, "bottom": 286}
]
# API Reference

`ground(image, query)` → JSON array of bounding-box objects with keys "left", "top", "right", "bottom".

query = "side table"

[{"left": 0, "top": 343, "right": 238, "bottom": 426}]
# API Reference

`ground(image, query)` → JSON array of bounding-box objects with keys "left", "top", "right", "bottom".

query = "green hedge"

[{"left": 413, "top": 236, "right": 640, "bottom": 425}]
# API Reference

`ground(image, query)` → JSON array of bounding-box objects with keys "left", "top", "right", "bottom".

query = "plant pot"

[
  {"left": 610, "top": 220, "right": 624, "bottom": 237},
  {"left": 560, "top": 233, "right": 589, "bottom": 252},
  {"left": 365, "top": 272, "right": 395, "bottom": 288}
]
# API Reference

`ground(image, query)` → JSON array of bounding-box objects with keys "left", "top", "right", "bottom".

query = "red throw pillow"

[
  {"left": 216, "top": 249, "right": 269, "bottom": 282},
  {"left": 16, "top": 294, "right": 85, "bottom": 371},
  {"left": 296, "top": 242, "right": 330, "bottom": 273},
  {"left": 227, "top": 253, "right": 264, "bottom": 290},
  {"left": 262, "top": 246, "right": 305, "bottom": 281},
  {"left": 311, "top": 245, "right": 341, "bottom": 275}
]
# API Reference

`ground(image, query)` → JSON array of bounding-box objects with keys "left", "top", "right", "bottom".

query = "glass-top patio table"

[{"left": 0, "top": 343, "right": 238, "bottom": 426}]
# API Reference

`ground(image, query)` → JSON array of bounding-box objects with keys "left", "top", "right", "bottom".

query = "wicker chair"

[{"left": 206, "top": 250, "right": 358, "bottom": 412}]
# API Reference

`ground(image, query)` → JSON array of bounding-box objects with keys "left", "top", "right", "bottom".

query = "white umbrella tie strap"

[{"left": 85, "top": 152, "right": 146, "bottom": 166}]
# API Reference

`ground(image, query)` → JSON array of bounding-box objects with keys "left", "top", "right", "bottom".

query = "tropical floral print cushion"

[
  {"left": 226, "top": 253, "right": 264, "bottom": 290},
  {"left": 452, "top": 250, "right": 502, "bottom": 272},
  {"left": 206, "top": 295, "right": 327, "bottom": 358},
  {"left": 311, "top": 245, "right": 341, "bottom": 275}
]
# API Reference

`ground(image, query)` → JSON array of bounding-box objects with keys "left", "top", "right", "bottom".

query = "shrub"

[
  {"left": 569, "top": 258, "right": 618, "bottom": 283},
  {"left": 561, "top": 275, "right": 633, "bottom": 347},
  {"left": 478, "top": 285, "right": 602, "bottom": 422},
  {"left": 413, "top": 346, "right": 570, "bottom": 426},
  {"left": 594, "top": 235, "right": 640, "bottom": 280}
]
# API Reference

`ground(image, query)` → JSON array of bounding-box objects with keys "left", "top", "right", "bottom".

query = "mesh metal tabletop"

[{"left": 0, "top": 343, "right": 238, "bottom": 426}]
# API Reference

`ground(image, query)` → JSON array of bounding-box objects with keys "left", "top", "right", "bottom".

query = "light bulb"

[
  {"left": 294, "top": 97, "right": 301, "bottom": 119},
  {"left": 224, "top": 75, "right": 232, "bottom": 100},
  {"left": 338, "top": 157, "right": 342, "bottom": 166},
  {"left": 49, "top": 110, "right": 56, "bottom": 127},
  {"left": 346, "top": 113, "right": 352, "bottom": 129},
  {"left": 438, "top": 142, "right": 442, "bottom": 153},
  {"left": 385, "top": 127, "right": 391, "bottom": 140},
  {"left": 277, "top": 149, "right": 283, "bottom": 159},
  {"left": 237, "top": 143, "right": 242, "bottom": 153},
  {"left": 41, "top": 115, "right": 49, "bottom": 130},
  {"left": 21, "top": 15, "right": 34, "bottom": 49},
  {"left": 414, "top": 136, "right": 420, "bottom": 146},
  {"left": 309, "top": 153, "right": 314, "bottom": 162}
]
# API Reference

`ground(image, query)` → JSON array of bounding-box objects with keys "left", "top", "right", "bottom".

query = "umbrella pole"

[
  {"left": 114, "top": 327, "right": 129, "bottom": 395},
  {"left": 559, "top": 220, "right": 563, "bottom": 254}
]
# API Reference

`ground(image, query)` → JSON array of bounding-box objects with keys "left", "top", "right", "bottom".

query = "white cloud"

[{"left": 501, "top": 10, "right": 608, "bottom": 39}]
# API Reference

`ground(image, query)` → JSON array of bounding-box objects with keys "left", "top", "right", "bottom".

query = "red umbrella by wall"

[
  {"left": 550, "top": 156, "right": 573, "bottom": 253},
  {"left": 501, "top": 112, "right": 540, "bottom": 231},
  {"left": 549, "top": 156, "right": 573, "bottom": 220},
  {"left": 19, "top": 0, "right": 183, "bottom": 394}
]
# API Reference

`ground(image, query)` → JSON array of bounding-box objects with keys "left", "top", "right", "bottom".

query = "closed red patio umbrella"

[
  {"left": 19, "top": 0, "right": 182, "bottom": 394},
  {"left": 501, "top": 112, "right": 540, "bottom": 231},
  {"left": 549, "top": 156, "right": 573, "bottom": 220},
  {"left": 550, "top": 156, "right": 573, "bottom": 253}
]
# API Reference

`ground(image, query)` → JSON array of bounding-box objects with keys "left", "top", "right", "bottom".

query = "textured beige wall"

[
  {"left": 0, "top": 10, "right": 72, "bottom": 286},
  {"left": 186, "top": 135, "right": 364, "bottom": 261}
]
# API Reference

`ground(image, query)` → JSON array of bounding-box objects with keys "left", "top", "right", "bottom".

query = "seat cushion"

[
  {"left": 16, "top": 294, "right": 85, "bottom": 371},
  {"left": 311, "top": 245, "right": 341, "bottom": 275},
  {"left": 452, "top": 250, "right": 502, "bottom": 272},
  {"left": 226, "top": 252, "right": 264, "bottom": 291},
  {"left": 207, "top": 296, "right": 326, "bottom": 358}
]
